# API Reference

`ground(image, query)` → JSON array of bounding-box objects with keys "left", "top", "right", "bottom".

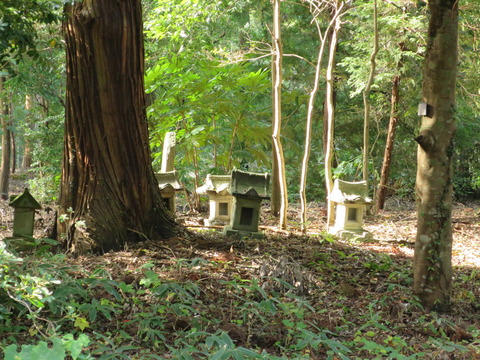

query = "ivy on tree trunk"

[{"left": 414, "top": 0, "right": 458, "bottom": 311}]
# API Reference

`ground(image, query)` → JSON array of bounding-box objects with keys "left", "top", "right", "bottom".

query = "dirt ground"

[
  {"left": 2, "top": 174, "right": 479, "bottom": 269},
  {"left": 4, "top": 174, "right": 480, "bottom": 358}
]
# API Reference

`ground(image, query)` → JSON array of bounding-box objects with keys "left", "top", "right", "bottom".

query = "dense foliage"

[
  {"left": 1, "top": 0, "right": 479, "bottom": 202},
  {"left": 1, "top": 230, "right": 479, "bottom": 359},
  {"left": 0, "top": 0, "right": 479, "bottom": 358}
]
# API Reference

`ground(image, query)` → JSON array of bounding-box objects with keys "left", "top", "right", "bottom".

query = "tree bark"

[
  {"left": 325, "top": 10, "right": 341, "bottom": 232},
  {"left": 11, "top": 130, "right": 15, "bottom": 175},
  {"left": 0, "top": 77, "right": 11, "bottom": 200},
  {"left": 22, "top": 95, "right": 33, "bottom": 170},
  {"left": 362, "top": 0, "right": 379, "bottom": 184},
  {"left": 300, "top": 4, "right": 341, "bottom": 233},
  {"left": 414, "top": 0, "right": 458, "bottom": 311},
  {"left": 60, "top": 0, "right": 175, "bottom": 253},
  {"left": 271, "top": 0, "right": 288, "bottom": 229},
  {"left": 375, "top": 75, "right": 400, "bottom": 211}
]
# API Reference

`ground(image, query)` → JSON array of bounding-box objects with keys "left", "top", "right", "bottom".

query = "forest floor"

[{"left": 2, "top": 174, "right": 480, "bottom": 359}]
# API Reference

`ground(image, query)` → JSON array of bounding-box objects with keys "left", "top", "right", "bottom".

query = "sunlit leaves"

[{"left": 145, "top": 0, "right": 271, "bottom": 175}]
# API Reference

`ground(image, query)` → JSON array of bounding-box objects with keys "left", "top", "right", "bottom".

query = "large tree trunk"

[
  {"left": 414, "top": 0, "right": 458, "bottom": 311},
  {"left": 375, "top": 75, "right": 400, "bottom": 211},
  {"left": 0, "top": 77, "right": 11, "bottom": 200},
  {"left": 60, "top": 0, "right": 175, "bottom": 253}
]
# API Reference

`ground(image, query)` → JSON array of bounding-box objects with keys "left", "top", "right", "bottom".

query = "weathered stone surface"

[
  {"left": 155, "top": 171, "right": 183, "bottom": 214},
  {"left": 329, "top": 179, "right": 371, "bottom": 238},
  {"left": 161, "top": 132, "right": 176, "bottom": 173},
  {"left": 9, "top": 188, "right": 41, "bottom": 237}
]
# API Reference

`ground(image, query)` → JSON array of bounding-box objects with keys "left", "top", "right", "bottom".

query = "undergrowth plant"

[{"left": 1, "top": 236, "right": 479, "bottom": 359}]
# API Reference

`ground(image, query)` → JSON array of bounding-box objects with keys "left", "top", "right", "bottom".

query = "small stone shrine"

[
  {"left": 155, "top": 171, "right": 183, "bottom": 214},
  {"left": 223, "top": 169, "right": 270, "bottom": 238},
  {"left": 329, "top": 179, "right": 372, "bottom": 238},
  {"left": 196, "top": 174, "right": 233, "bottom": 226},
  {"left": 9, "top": 188, "right": 42, "bottom": 237}
]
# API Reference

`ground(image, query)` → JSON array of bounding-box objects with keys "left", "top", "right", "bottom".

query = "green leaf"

[
  {"left": 74, "top": 316, "right": 90, "bottom": 331},
  {"left": 4, "top": 339, "right": 66, "bottom": 360},
  {"left": 62, "top": 334, "right": 90, "bottom": 360}
]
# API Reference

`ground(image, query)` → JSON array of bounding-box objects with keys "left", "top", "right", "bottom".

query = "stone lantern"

[
  {"left": 9, "top": 188, "right": 41, "bottom": 237},
  {"left": 196, "top": 174, "right": 233, "bottom": 226},
  {"left": 155, "top": 171, "right": 183, "bottom": 214},
  {"left": 329, "top": 179, "right": 372, "bottom": 238},
  {"left": 223, "top": 169, "right": 270, "bottom": 238}
]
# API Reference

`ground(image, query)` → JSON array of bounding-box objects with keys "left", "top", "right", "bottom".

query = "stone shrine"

[
  {"left": 196, "top": 174, "right": 233, "bottom": 226},
  {"left": 329, "top": 179, "right": 372, "bottom": 238},
  {"left": 9, "top": 188, "right": 42, "bottom": 238},
  {"left": 155, "top": 171, "right": 183, "bottom": 214},
  {"left": 223, "top": 169, "right": 270, "bottom": 238}
]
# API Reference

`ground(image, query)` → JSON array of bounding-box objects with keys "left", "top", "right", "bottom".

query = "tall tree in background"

[
  {"left": 299, "top": 0, "right": 344, "bottom": 233},
  {"left": 0, "top": 77, "right": 10, "bottom": 200},
  {"left": 271, "top": 0, "right": 288, "bottom": 229},
  {"left": 375, "top": 73, "right": 400, "bottom": 211},
  {"left": 362, "top": 0, "right": 379, "bottom": 183},
  {"left": 414, "top": 0, "right": 459, "bottom": 310},
  {"left": 60, "top": 0, "right": 175, "bottom": 253},
  {"left": 324, "top": 1, "right": 344, "bottom": 232},
  {"left": 22, "top": 95, "right": 33, "bottom": 170},
  {"left": 0, "top": 0, "right": 58, "bottom": 199}
]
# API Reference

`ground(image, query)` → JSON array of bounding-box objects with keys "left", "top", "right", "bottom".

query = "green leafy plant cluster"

[{"left": 1, "top": 236, "right": 478, "bottom": 359}]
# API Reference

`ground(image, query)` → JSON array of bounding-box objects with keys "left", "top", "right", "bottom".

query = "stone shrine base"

[
  {"left": 205, "top": 219, "right": 228, "bottom": 227},
  {"left": 329, "top": 228, "right": 373, "bottom": 241},
  {"left": 223, "top": 226, "right": 264, "bottom": 239}
]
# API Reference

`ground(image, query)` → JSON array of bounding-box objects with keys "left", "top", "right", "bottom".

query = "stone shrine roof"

[
  {"left": 155, "top": 171, "right": 183, "bottom": 192},
  {"left": 9, "top": 188, "right": 42, "bottom": 209},
  {"left": 196, "top": 174, "right": 231, "bottom": 196},
  {"left": 329, "top": 179, "right": 372, "bottom": 204},
  {"left": 230, "top": 169, "right": 270, "bottom": 199}
]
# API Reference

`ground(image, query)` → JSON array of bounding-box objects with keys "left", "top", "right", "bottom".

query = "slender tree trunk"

[
  {"left": 11, "top": 131, "right": 16, "bottom": 175},
  {"left": 271, "top": 0, "right": 288, "bottom": 229},
  {"left": 0, "top": 77, "right": 11, "bottom": 200},
  {"left": 227, "top": 118, "right": 239, "bottom": 173},
  {"left": 375, "top": 75, "right": 400, "bottom": 211},
  {"left": 60, "top": 0, "right": 175, "bottom": 253},
  {"left": 414, "top": 0, "right": 458, "bottom": 311},
  {"left": 192, "top": 147, "right": 201, "bottom": 210},
  {"left": 213, "top": 118, "right": 217, "bottom": 169},
  {"left": 300, "top": 3, "right": 343, "bottom": 233},
  {"left": 22, "top": 95, "right": 33, "bottom": 170},
  {"left": 325, "top": 10, "right": 341, "bottom": 232},
  {"left": 362, "top": 0, "right": 379, "bottom": 183},
  {"left": 322, "top": 87, "right": 336, "bottom": 156}
]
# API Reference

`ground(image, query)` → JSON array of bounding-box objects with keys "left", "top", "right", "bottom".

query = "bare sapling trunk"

[
  {"left": 22, "top": 95, "right": 33, "bottom": 170},
  {"left": 0, "top": 77, "right": 11, "bottom": 200},
  {"left": 300, "top": 1, "right": 344, "bottom": 233},
  {"left": 414, "top": 0, "right": 458, "bottom": 311},
  {"left": 375, "top": 75, "right": 400, "bottom": 211},
  {"left": 362, "top": 0, "right": 379, "bottom": 184},
  {"left": 11, "top": 131, "right": 15, "bottom": 175},
  {"left": 325, "top": 5, "right": 342, "bottom": 232},
  {"left": 271, "top": 0, "right": 288, "bottom": 229}
]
